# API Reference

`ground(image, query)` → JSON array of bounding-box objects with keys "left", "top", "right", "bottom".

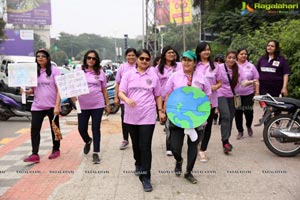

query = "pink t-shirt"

[
  {"left": 119, "top": 67, "right": 161, "bottom": 125},
  {"left": 165, "top": 69, "right": 212, "bottom": 97},
  {"left": 77, "top": 68, "right": 107, "bottom": 110},
  {"left": 115, "top": 62, "right": 136, "bottom": 84},
  {"left": 195, "top": 62, "right": 221, "bottom": 107},
  {"left": 235, "top": 61, "right": 259, "bottom": 96},
  {"left": 217, "top": 63, "right": 246, "bottom": 98},
  {"left": 154, "top": 63, "right": 182, "bottom": 100},
  {"left": 31, "top": 66, "right": 60, "bottom": 111}
]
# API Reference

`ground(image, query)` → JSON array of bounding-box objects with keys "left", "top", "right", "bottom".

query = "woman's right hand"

[{"left": 126, "top": 98, "right": 136, "bottom": 107}]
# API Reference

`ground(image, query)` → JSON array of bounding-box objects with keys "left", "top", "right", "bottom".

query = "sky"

[{"left": 50, "top": 0, "right": 144, "bottom": 39}]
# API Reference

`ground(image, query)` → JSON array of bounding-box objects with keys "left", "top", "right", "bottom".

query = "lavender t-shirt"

[
  {"left": 165, "top": 69, "right": 212, "bottom": 97},
  {"left": 154, "top": 63, "right": 182, "bottom": 100},
  {"left": 119, "top": 67, "right": 161, "bottom": 125},
  {"left": 31, "top": 66, "right": 60, "bottom": 111},
  {"left": 195, "top": 62, "right": 221, "bottom": 107},
  {"left": 217, "top": 63, "right": 246, "bottom": 98},
  {"left": 235, "top": 61, "right": 259, "bottom": 96},
  {"left": 77, "top": 68, "right": 107, "bottom": 110},
  {"left": 115, "top": 62, "right": 136, "bottom": 84}
]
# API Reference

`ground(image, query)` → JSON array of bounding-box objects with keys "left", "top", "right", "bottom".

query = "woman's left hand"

[{"left": 281, "top": 88, "right": 288, "bottom": 97}]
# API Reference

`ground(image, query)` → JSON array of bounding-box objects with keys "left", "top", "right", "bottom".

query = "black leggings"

[
  {"left": 121, "top": 104, "right": 129, "bottom": 141},
  {"left": 31, "top": 108, "right": 60, "bottom": 155},
  {"left": 235, "top": 94, "right": 254, "bottom": 132},
  {"left": 127, "top": 124, "right": 155, "bottom": 179},
  {"left": 200, "top": 107, "right": 216, "bottom": 151}
]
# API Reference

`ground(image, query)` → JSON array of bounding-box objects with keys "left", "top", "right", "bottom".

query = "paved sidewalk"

[{"left": 0, "top": 104, "right": 299, "bottom": 200}]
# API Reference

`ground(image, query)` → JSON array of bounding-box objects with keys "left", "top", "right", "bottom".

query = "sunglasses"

[
  {"left": 138, "top": 57, "right": 150, "bottom": 62},
  {"left": 36, "top": 55, "right": 47, "bottom": 58},
  {"left": 87, "top": 56, "right": 97, "bottom": 61}
]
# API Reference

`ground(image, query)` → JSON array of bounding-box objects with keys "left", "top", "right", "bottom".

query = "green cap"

[{"left": 182, "top": 50, "right": 196, "bottom": 61}]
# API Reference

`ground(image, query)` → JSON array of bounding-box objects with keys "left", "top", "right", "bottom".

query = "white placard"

[
  {"left": 7, "top": 63, "right": 37, "bottom": 87},
  {"left": 55, "top": 70, "right": 89, "bottom": 99}
]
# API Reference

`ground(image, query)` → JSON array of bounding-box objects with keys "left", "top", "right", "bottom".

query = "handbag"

[
  {"left": 224, "top": 64, "right": 241, "bottom": 108},
  {"left": 52, "top": 115, "right": 63, "bottom": 141}
]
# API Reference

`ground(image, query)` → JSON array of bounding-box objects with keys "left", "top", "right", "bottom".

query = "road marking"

[
  {"left": 0, "top": 138, "right": 14, "bottom": 144},
  {"left": 16, "top": 128, "right": 30, "bottom": 134}
]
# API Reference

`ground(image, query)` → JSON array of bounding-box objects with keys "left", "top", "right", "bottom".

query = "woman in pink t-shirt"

[
  {"left": 76, "top": 50, "right": 110, "bottom": 164},
  {"left": 114, "top": 48, "right": 137, "bottom": 150},
  {"left": 23, "top": 49, "right": 61, "bottom": 163},
  {"left": 119, "top": 49, "right": 165, "bottom": 192},
  {"left": 164, "top": 50, "right": 211, "bottom": 184}
]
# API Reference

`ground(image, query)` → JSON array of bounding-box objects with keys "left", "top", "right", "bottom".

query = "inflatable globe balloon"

[{"left": 166, "top": 86, "right": 210, "bottom": 129}]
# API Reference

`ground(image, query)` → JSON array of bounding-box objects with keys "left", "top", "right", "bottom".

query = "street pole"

[
  {"left": 142, "top": 0, "right": 145, "bottom": 48},
  {"left": 181, "top": 0, "right": 186, "bottom": 51}
]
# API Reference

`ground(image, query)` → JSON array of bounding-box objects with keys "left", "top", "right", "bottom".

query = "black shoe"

[
  {"left": 175, "top": 159, "right": 183, "bottom": 176},
  {"left": 140, "top": 177, "right": 153, "bottom": 192},
  {"left": 184, "top": 172, "right": 197, "bottom": 184},
  {"left": 92, "top": 153, "right": 100, "bottom": 164},
  {"left": 84, "top": 139, "right": 92, "bottom": 154},
  {"left": 135, "top": 165, "right": 142, "bottom": 176}
]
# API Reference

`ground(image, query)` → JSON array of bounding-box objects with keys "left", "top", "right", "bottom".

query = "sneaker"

[
  {"left": 199, "top": 151, "right": 208, "bottom": 162},
  {"left": 119, "top": 140, "right": 129, "bottom": 150},
  {"left": 237, "top": 132, "right": 243, "bottom": 140},
  {"left": 92, "top": 153, "right": 101, "bottom": 164},
  {"left": 247, "top": 127, "right": 253, "bottom": 137},
  {"left": 175, "top": 159, "right": 183, "bottom": 176},
  {"left": 140, "top": 177, "right": 153, "bottom": 192},
  {"left": 223, "top": 143, "right": 232, "bottom": 154},
  {"left": 24, "top": 154, "right": 40, "bottom": 163},
  {"left": 166, "top": 150, "right": 173, "bottom": 156},
  {"left": 48, "top": 150, "right": 60, "bottom": 159},
  {"left": 184, "top": 172, "right": 197, "bottom": 184},
  {"left": 84, "top": 139, "right": 92, "bottom": 154},
  {"left": 135, "top": 165, "right": 143, "bottom": 176}
]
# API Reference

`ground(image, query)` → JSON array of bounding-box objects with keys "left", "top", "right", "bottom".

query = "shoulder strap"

[{"left": 224, "top": 63, "right": 236, "bottom": 95}]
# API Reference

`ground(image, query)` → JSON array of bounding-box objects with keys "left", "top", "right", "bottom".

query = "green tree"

[{"left": 34, "top": 33, "right": 46, "bottom": 52}]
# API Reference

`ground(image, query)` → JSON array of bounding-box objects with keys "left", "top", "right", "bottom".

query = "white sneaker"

[
  {"left": 166, "top": 150, "right": 173, "bottom": 156},
  {"left": 199, "top": 151, "right": 208, "bottom": 162}
]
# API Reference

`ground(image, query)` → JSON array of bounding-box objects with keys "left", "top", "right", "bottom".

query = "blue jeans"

[{"left": 77, "top": 108, "right": 104, "bottom": 153}]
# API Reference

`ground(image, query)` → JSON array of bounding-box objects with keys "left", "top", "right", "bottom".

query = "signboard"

[
  {"left": 7, "top": 0, "right": 52, "bottom": 25},
  {"left": 155, "top": 0, "right": 170, "bottom": 26},
  {"left": 0, "top": 30, "right": 34, "bottom": 56},
  {"left": 169, "top": 0, "right": 193, "bottom": 25},
  {"left": 55, "top": 71, "right": 89, "bottom": 99},
  {"left": 7, "top": 63, "right": 37, "bottom": 87}
]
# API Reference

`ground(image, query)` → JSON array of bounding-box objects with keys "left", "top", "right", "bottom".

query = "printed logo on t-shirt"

[
  {"left": 146, "top": 79, "right": 152, "bottom": 85},
  {"left": 94, "top": 75, "right": 99, "bottom": 80},
  {"left": 272, "top": 61, "right": 280, "bottom": 67},
  {"left": 261, "top": 67, "right": 276, "bottom": 73}
]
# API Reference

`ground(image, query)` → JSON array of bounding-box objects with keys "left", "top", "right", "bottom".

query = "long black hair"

[
  {"left": 195, "top": 42, "right": 215, "bottom": 70},
  {"left": 158, "top": 46, "right": 177, "bottom": 75},
  {"left": 35, "top": 49, "right": 52, "bottom": 77},
  {"left": 225, "top": 50, "right": 239, "bottom": 88},
  {"left": 82, "top": 50, "right": 101, "bottom": 75}
]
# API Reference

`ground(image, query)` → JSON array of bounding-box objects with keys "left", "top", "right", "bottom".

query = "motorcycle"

[
  {"left": 107, "top": 81, "right": 119, "bottom": 114},
  {"left": 0, "top": 80, "right": 33, "bottom": 121},
  {"left": 60, "top": 98, "right": 76, "bottom": 116},
  {"left": 253, "top": 94, "right": 300, "bottom": 157}
]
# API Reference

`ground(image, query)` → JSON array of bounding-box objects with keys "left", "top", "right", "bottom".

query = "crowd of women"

[{"left": 22, "top": 39, "right": 290, "bottom": 192}]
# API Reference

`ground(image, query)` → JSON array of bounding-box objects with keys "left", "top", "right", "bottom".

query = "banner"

[
  {"left": 155, "top": 0, "right": 170, "bottom": 26},
  {"left": 55, "top": 71, "right": 89, "bottom": 99},
  {"left": 0, "top": 30, "right": 34, "bottom": 56},
  {"left": 8, "top": 63, "right": 37, "bottom": 87},
  {"left": 169, "top": 0, "right": 193, "bottom": 25},
  {"left": 7, "top": 0, "right": 52, "bottom": 25}
]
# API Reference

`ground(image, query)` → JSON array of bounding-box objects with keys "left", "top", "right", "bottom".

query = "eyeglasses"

[
  {"left": 138, "top": 57, "right": 151, "bottom": 62},
  {"left": 36, "top": 55, "right": 47, "bottom": 58},
  {"left": 87, "top": 56, "right": 97, "bottom": 61}
]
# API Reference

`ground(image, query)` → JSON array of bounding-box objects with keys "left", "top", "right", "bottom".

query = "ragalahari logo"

[{"left": 241, "top": 2, "right": 254, "bottom": 15}]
